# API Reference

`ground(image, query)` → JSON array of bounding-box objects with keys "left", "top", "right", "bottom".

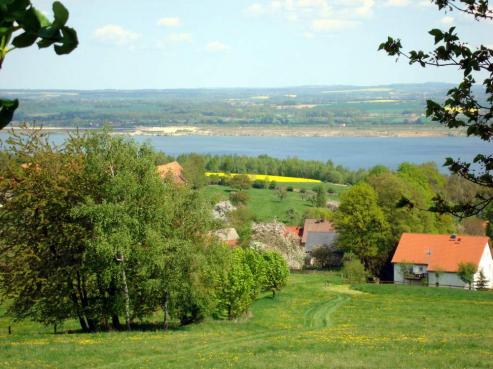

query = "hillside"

[
  {"left": 2, "top": 272, "right": 492, "bottom": 369},
  {"left": 3, "top": 83, "right": 478, "bottom": 130}
]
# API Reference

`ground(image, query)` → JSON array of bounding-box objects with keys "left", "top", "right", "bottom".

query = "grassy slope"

[
  {"left": 203, "top": 183, "right": 346, "bottom": 223},
  {"left": 1, "top": 273, "right": 493, "bottom": 369}
]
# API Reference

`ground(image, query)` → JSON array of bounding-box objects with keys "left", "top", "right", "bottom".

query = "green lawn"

[
  {"left": 203, "top": 183, "right": 346, "bottom": 223},
  {"left": 1, "top": 272, "right": 493, "bottom": 368}
]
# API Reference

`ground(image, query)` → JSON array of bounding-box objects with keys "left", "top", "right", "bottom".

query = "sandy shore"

[{"left": 6, "top": 125, "right": 464, "bottom": 138}]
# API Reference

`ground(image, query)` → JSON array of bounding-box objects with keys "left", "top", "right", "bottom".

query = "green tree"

[
  {"left": 475, "top": 270, "right": 489, "bottom": 290},
  {"left": 333, "top": 183, "right": 391, "bottom": 275},
  {"left": 0, "top": 1, "right": 78, "bottom": 129},
  {"left": 0, "top": 129, "right": 220, "bottom": 331},
  {"left": 181, "top": 153, "right": 207, "bottom": 189},
  {"left": 217, "top": 248, "right": 255, "bottom": 319},
  {"left": 379, "top": 0, "right": 493, "bottom": 217},
  {"left": 458, "top": 262, "right": 477, "bottom": 290},
  {"left": 262, "top": 251, "right": 289, "bottom": 298},
  {"left": 312, "top": 185, "right": 328, "bottom": 208}
]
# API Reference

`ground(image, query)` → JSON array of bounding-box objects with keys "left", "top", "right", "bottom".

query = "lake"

[{"left": 1, "top": 133, "right": 490, "bottom": 171}]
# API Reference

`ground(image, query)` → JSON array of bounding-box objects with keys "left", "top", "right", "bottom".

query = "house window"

[{"left": 418, "top": 266, "right": 423, "bottom": 273}]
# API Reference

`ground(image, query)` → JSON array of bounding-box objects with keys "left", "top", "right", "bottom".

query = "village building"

[
  {"left": 392, "top": 233, "right": 493, "bottom": 288},
  {"left": 156, "top": 161, "right": 186, "bottom": 185},
  {"left": 300, "top": 219, "right": 338, "bottom": 265},
  {"left": 301, "top": 219, "right": 337, "bottom": 252}
]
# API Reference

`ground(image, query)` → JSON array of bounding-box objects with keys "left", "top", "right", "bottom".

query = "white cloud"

[
  {"left": 206, "top": 41, "right": 229, "bottom": 52},
  {"left": 157, "top": 17, "right": 181, "bottom": 27},
  {"left": 440, "top": 15, "right": 454, "bottom": 25},
  {"left": 166, "top": 32, "right": 193, "bottom": 43},
  {"left": 244, "top": 0, "right": 375, "bottom": 34},
  {"left": 93, "top": 25, "right": 140, "bottom": 46},
  {"left": 385, "top": 0, "right": 410, "bottom": 6}
]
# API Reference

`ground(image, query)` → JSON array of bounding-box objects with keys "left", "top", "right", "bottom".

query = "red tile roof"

[
  {"left": 285, "top": 226, "right": 302, "bottom": 238},
  {"left": 391, "top": 233, "right": 490, "bottom": 272},
  {"left": 156, "top": 161, "right": 186, "bottom": 184},
  {"left": 301, "top": 219, "right": 335, "bottom": 243}
]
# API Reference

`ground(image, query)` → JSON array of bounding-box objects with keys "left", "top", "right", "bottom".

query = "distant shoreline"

[{"left": 5, "top": 124, "right": 465, "bottom": 138}]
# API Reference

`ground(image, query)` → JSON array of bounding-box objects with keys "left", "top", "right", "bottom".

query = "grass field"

[
  {"left": 203, "top": 183, "right": 345, "bottom": 223},
  {"left": 1, "top": 272, "right": 493, "bottom": 369}
]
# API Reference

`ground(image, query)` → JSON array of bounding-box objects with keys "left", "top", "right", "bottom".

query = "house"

[
  {"left": 212, "top": 228, "right": 240, "bottom": 247},
  {"left": 156, "top": 161, "right": 186, "bottom": 185},
  {"left": 300, "top": 219, "right": 338, "bottom": 265},
  {"left": 392, "top": 233, "right": 493, "bottom": 288},
  {"left": 301, "top": 219, "right": 337, "bottom": 252}
]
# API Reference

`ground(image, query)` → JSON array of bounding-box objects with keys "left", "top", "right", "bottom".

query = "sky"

[{"left": 1, "top": 0, "right": 492, "bottom": 89}]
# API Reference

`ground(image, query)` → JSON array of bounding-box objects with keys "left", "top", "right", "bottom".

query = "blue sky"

[{"left": 1, "top": 0, "right": 491, "bottom": 89}]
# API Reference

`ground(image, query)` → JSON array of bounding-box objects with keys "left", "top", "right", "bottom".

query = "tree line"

[
  {"left": 175, "top": 153, "right": 367, "bottom": 185},
  {"left": 0, "top": 129, "right": 288, "bottom": 332}
]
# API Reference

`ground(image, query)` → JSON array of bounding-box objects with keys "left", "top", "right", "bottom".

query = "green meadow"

[
  {"left": 203, "top": 183, "right": 347, "bottom": 223},
  {"left": 1, "top": 272, "right": 492, "bottom": 369}
]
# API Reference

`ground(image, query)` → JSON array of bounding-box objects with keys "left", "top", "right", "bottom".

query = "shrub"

[
  {"left": 311, "top": 246, "right": 343, "bottom": 269},
  {"left": 269, "top": 180, "right": 277, "bottom": 190},
  {"left": 252, "top": 180, "right": 266, "bottom": 189},
  {"left": 207, "top": 174, "right": 222, "bottom": 185},
  {"left": 341, "top": 253, "right": 368, "bottom": 284},
  {"left": 229, "top": 191, "right": 249, "bottom": 206},
  {"left": 287, "top": 186, "right": 294, "bottom": 192},
  {"left": 229, "top": 174, "right": 251, "bottom": 191}
]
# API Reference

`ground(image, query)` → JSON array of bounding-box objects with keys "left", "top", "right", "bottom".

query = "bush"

[
  {"left": 269, "top": 180, "right": 277, "bottom": 190},
  {"left": 252, "top": 180, "right": 266, "bottom": 189},
  {"left": 229, "top": 191, "right": 249, "bottom": 205},
  {"left": 341, "top": 253, "right": 368, "bottom": 284},
  {"left": 311, "top": 246, "right": 343, "bottom": 269},
  {"left": 229, "top": 174, "right": 251, "bottom": 191},
  {"left": 287, "top": 186, "right": 294, "bottom": 192},
  {"left": 207, "top": 174, "right": 222, "bottom": 185}
]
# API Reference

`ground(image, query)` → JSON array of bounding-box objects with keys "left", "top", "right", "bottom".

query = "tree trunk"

[
  {"left": 120, "top": 257, "right": 131, "bottom": 331},
  {"left": 112, "top": 315, "right": 121, "bottom": 330},
  {"left": 163, "top": 291, "right": 170, "bottom": 331}
]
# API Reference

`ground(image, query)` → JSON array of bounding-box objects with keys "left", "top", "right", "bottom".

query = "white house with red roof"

[{"left": 392, "top": 233, "right": 493, "bottom": 288}]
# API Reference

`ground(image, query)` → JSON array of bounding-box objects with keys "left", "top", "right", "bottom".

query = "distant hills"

[{"left": 1, "top": 83, "right": 482, "bottom": 129}]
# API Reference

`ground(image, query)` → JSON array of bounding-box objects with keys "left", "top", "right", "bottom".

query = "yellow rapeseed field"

[{"left": 205, "top": 172, "right": 321, "bottom": 183}]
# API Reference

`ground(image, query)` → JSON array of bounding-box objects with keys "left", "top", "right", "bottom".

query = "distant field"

[
  {"left": 1, "top": 272, "right": 493, "bottom": 369},
  {"left": 203, "top": 185, "right": 314, "bottom": 223},
  {"left": 205, "top": 172, "right": 322, "bottom": 183},
  {"left": 203, "top": 183, "right": 345, "bottom": 223}
]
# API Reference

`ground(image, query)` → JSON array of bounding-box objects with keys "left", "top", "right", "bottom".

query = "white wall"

[
  {"left": 394, "top": 264, "right": 404, "bottom": 283},
  {"left": 474, "top": 244, "right": 493, "bottom": 288},
  {"left": 428, "top": 272, "right": 466, "bottom": 288}
]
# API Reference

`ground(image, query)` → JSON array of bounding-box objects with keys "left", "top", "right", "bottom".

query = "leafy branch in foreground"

[
  {"left": 0, "top": 0, "right": 78, "bottom": 129},
  {"left": 379, "top": 0, "right": 493, "bottom": 218}
]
